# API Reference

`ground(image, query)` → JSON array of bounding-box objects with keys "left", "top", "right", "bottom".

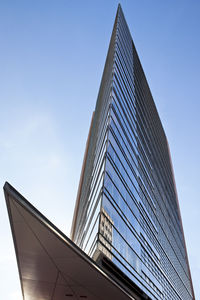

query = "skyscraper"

[
  {"left": 4, "top": 4, "right": 195, "bottom": 300},
  {"left": 71, "top": 5, "right": 195, "bottom": 300}
]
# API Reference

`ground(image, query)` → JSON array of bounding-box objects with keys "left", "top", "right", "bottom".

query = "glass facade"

[{"left": 71, "top": 5, "right": 194, "bottom": 300}]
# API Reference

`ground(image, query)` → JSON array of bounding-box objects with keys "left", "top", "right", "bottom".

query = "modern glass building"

[
  {"left": 71, "top": 5, "right": 195, "bottom": 300},
  {"left": 4, "top": 4, "right": 195, "bottom": 300}
]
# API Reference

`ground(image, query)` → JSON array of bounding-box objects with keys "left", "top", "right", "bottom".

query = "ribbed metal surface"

[{"left": 72, "top": 4, "right": 194, "bottom": 300}]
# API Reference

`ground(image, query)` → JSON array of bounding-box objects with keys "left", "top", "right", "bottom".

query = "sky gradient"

[{"left": 0, "top": 1, "right": 200, "bottom": 299}]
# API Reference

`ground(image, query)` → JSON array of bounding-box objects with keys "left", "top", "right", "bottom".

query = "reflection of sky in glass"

[{"left": 99, "top": 6, "right": 194, "bottom": 300}]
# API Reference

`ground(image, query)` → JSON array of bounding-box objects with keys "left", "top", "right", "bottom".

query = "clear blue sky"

[{"left": 0, "top": 1, "right": 199, "bottom": 299}]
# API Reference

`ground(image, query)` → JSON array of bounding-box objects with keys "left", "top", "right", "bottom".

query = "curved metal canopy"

[{"left": 4, "top": 182, "right": 136, "bottom": 300}]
